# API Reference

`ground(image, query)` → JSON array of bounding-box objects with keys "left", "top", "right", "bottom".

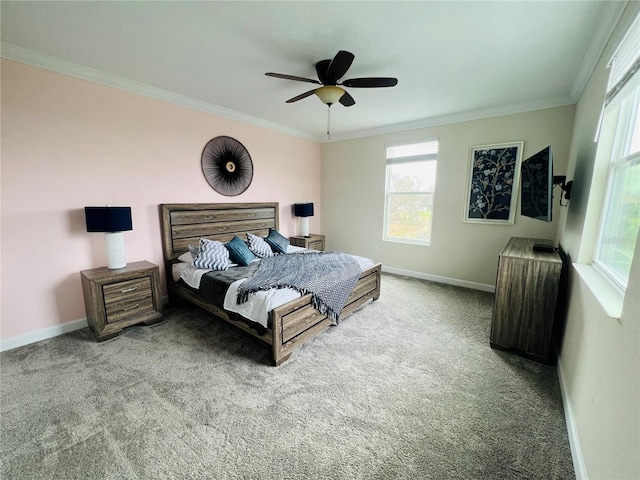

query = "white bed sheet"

[{"left": 171, "top": 246, "right": 375, "bottom": 328}]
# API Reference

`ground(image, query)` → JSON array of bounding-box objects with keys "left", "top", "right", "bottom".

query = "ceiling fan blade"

[
  {"left": 342, "top": 77, "right": 398, "bottom": 88},
  {"left": 325, "top": 50, "right": 355, "bottom": 83},
  {"left": 285, "top": 89, "right": 317, "bottom": 103},
  {"left": 265, "top": 72, "right": 321, "bottom": 85},
  {"left": 339, "top": 91, "right": 355, "bottom": 107},
  {"left": 315, "top": 59, "right": 331, "bottom": 84}
]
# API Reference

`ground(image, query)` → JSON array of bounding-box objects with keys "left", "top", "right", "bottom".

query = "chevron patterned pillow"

[
  {"left": 192, "top": 238, "right": 233, "bottom": 270},
  {"left": 247, "top": 232, "right": 274, "bottom": 258}
]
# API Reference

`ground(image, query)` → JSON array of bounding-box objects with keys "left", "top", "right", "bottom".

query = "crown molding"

[
  {"left": 324, "top": 95, "right": 577, "bottom": 143},
  {"left": 0, "top": 41, "right": 592, "bottom": 146},
  {"left": 569, "top": 1, "right": 628, "bottom": 101},
  {"left": 0, "top": 42, "right": 319, "bottom": 142}
]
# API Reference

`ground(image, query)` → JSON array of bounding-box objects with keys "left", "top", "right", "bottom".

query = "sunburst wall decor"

[{"left": 201, "top": 136, "right": 253, "bottom": 196}]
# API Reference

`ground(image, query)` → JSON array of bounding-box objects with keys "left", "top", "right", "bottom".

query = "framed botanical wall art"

[{"left": 463, "top": 142, "right": 524, "bottom": 224}]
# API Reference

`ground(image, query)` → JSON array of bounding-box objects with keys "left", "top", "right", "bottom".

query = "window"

[
  {"left": 383, "top": 140, "right": 438, "bottom": 245},
  {"left": 593, "top": 12, "right": 640, "bottom": 293},
  {"left": 594, "top": 77, "right": 640, "bottom": 291}
]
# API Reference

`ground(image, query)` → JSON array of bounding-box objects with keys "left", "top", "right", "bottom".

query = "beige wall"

[
  {"left": 322, "top": 6, "right": 640, "bottom": 475},
  {"left": 321, "top": 106, "right": 575, "bottom": 288},
  {"left": 0, "top": 59, "right": 321, "bottom": 344},
  {"left": 557, "top": 3, "right": 640, "bottom": 479}
]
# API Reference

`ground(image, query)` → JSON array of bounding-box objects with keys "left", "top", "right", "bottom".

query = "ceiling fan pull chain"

[{"left": 327, "top": 105, "right": 331, "bottom": 141}]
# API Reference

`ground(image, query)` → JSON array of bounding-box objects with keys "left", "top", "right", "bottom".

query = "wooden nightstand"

[
  {"left": 81, "top": 260, "right": 163, "bottom": 341},
  {"left": 289, "top": 234, "right": 325, "bottom": 251}
]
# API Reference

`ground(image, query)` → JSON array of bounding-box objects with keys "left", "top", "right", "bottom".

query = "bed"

[{"left": 160, "top": 202, "right": 382, "bottom": 365}]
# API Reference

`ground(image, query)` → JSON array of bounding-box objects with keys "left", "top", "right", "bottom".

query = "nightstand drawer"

[
  {"left": 103, "top": 277, "right": 152, "bottom": 304},
  {"left": 105, "top": 295, "right": 154, "bottom": 324},
  {"left": 307, "top": 240, "right": 324, "bottom": 250}
]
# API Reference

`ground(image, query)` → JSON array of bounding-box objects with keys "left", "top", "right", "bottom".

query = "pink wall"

[{"left": 0, "top": 59, "right": 321, "bottom": 341}]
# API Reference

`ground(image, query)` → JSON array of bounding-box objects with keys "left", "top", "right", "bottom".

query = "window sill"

[
  {"left": 572, "top": 263, "right": 623, "bottom": 319},
  {"left": 382, "top": 238, "right": 431, "bottom": 247}
]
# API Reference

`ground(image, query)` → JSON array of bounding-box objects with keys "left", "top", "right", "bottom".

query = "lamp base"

[
  {"left": 104, "top": 232, "right": 127, "bottom": 269},
  {"left": 300, "top": 217, "right": 310, "bottom": 237}
]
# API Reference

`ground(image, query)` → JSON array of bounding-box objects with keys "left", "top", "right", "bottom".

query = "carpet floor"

[{"left": 1, "top": 273, "right": 574, "bottom": 479}]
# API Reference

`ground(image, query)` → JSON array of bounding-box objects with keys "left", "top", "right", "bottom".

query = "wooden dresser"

[
  {"left": 81, "top": 260, "right": 163, "bottom": 341},
  {"left": 289, "top": 234, "right": 325, "bottom": 251},
  {"left": 490, "top": 237, "right": 564, "bottom": 364}
]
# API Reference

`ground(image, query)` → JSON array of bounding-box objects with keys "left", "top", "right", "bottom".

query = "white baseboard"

[
  {"left": 557, "top": 360, "right": 587, "bottom": 480},
  {"left": 0, "top": 318, "right": 88, "bottom": 352},
  {"left": 381, "top": 265, "right": 495, "bottom": 293}
]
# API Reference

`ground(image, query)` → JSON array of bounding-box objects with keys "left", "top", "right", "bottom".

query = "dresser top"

[{"left": 500, "top": 237, "right": 563, "bottom": 263}]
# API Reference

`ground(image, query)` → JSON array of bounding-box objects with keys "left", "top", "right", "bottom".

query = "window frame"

[
  {"left": 592, "top": 71, "right": 640, "bottom": 293},
  {"left": 382, "top": 139, "right": 439, "bottom": 246}
]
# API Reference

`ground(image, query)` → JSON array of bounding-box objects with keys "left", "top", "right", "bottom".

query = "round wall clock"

[{"left": 201, "top": 136, "right": 253, "bottom": 196}]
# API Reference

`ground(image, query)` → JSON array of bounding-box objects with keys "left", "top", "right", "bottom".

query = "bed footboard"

[{"left": 270, "top": 263, "right": 381, "bottom": 366}]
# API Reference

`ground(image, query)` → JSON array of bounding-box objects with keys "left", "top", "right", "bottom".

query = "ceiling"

[{"left": 0, "top": 1, "right": 625, "bottom": 142}]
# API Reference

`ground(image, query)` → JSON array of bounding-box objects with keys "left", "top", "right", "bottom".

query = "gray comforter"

[{"left": 236, "top": 251, "right": 361, "bottom": 324}]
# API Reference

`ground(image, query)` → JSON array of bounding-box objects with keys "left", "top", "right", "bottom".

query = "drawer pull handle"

[
  {"left": 121, "top": 287, "right": 137, "bottom": 293},
  {"left": 122, "top": 304, "right": 140, "bottom": 312}
]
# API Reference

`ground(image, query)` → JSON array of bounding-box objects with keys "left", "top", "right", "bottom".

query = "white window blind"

[
  {"left": 387, "top": 141, "right": 439, "bottom": 162},
  {"left": 606, "top": 13, "right": 640, "bottom": 103}
]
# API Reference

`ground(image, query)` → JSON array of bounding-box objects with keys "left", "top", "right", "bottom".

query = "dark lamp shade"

[
  {"left": 85, "top": 207, "right": 133, "bottom": 232},
  {"left": 294, "top": 203, "right": 314, "bottom": 217}
]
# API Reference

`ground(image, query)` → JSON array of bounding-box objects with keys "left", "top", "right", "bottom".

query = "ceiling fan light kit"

[
  {"left": 266, "top": 50, "right": 398, "bottom": 139},
  {"left": 315, "top": 86, "right": 346, "bottom": 105}
]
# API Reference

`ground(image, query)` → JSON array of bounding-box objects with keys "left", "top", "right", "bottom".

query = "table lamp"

[
  {"left": 85, "top": 206, "right": 133, "bottom": 269},
  {"left": 294, "top": 203, "right": 314, "bottom": 238}
]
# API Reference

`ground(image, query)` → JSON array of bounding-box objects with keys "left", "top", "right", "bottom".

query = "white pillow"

[
  {"left": 247, "top": 232, "right": 274, "bottom": 258},
  {"left": 177, "top": 251, "right": 193, "bottom": 263},
  {"left": 192, "top": 238, "right": 233, "bottom": 270},
  {"left": 177, "top": 244, "right": 199, "bottom": 263}
]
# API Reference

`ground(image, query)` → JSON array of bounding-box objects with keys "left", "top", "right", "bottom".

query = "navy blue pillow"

[
  {"left": 225, "top": 235, "right": 256, "bottom": 266},
  {"left": 265, "top": 228, "right": 289, "bottom": 254}
]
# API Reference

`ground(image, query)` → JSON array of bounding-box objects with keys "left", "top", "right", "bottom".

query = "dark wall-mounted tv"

[{"left": 520, "top": 146, "right": 553, "bottom": 222}]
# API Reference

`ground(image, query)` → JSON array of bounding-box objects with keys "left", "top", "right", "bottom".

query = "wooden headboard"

[{"left": 160, "top": 203, "right": 279, "bottom": 262}]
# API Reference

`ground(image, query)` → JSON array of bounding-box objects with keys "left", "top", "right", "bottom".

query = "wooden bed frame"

[{"left": 160, "top": 203, "right": 382, "bottom": 365}]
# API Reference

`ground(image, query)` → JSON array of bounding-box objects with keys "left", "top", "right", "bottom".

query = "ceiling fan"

[{"left": 265, "top": 50, "right": 398, "bottom": 108}]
